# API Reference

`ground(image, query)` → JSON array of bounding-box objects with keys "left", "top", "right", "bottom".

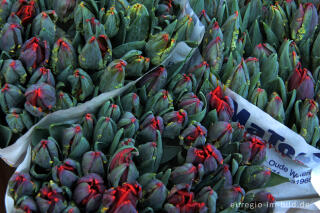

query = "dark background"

[{"left": 0, "top": 159, "right": 15, "bottom": 213}]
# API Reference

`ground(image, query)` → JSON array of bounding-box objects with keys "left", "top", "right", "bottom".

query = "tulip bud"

[
  {"left": 126, "top": 3, "right": 150, "bottom": 42},
  {"left": 24, "top": 83, "right": 56, "bottom": 117},
  {"left": 32, "top": 11, "right": 57, "bottom": 46},
  {"left": 98, "top": 101, "right": 121, "bottom": 122},
  {"left": 156, "top": 0, "right": 174, "bottom": 17},
  {"left": 99, "top": 59, "right": 126, "bottom": 92},
  {"left": 36, "top": 181, "right": 67, "bottom": 213},
  {"left": 202, "top": 21, "right": 223, "bottom": 49},
  {"left": 247, "top": 19, "right": 263, "bottom": 52},
  {"left": 221, "top": 11, "right": 240, "bottom": 55},
  {"left": 140, "top": 178, "right": 167, "bottom": 210},
  {"left": 9, "top": 172, "right": 35, "bottom": 201},
  {"left": 51, "top": 38, "right": 77, "bottom": 75},
  {"left": 250, "top": 88, "right": 268, "bottom": 110},
  {"left": 288, "top": 63, "right": 314, "bottom": 100},
  {"left": 145, "top": 32, "right": 176, "bottom": 65},
  {"left": 180, "top": 121, "right": 207, "bottom": 148},
  {"left": 138, "top": 113, "right": 164, "bottom": 142},
  {"left": 245, "top": 57, "right": 260, "bottom": 77},
  {"left": 15, "top": 196, "right": 38, "bottom": 213},
  {"left": 204, "top": 0, "right": 225, "bottom": 21},
  {"left": 93, "top": 116, "right": 117, "bottom": 149},
  {"left": 52, "top": 158, "right": 81, "bottom": 187},
  {"left": 61, "top": 124, "right": 90, "bottom": 159},
  {"left": 300, "top": 99, "right": 318, "bottom": 119},
  {"left": 117, "top": 112, "right": 139, "bottom": 138},
  {"left": 196, "top": 186, "right": 217, "bottom": 213},
  {"left": 240, "top": 136, "right": 267, "bottom": 165},
  {"left": 165, "top": 184, "right": 208, "bottom": 213},
  {"left": 231, "top": 122, "right": 246, "bottom": 141},
  {"left": 83, "top": 18, "right": 106, "bottom": 42},
  {"left": 300, "top": 111, "right": 320, "bottom": 144},
  {"left": 121, "top": 50, "right": 150, "bottom": 77},
  {"left": 121, "top": 93, "right": 142, "bottom": 118},
  {"left": 163, "top": 109, "right": 188, "bottom": 139},
  {"left": 240, "top": 166, "right": 271, "bottom": 191},
  {"left": 136, "top": 132, "right": 162, "bottom": 174},
  {"left": 32, "top": 137, "right": 59, "bottom": 170},
  {"left": 118, "top": 138, "right": 135, "bottom": 148},
  {"left": 260, "top": 53, "right": 279, "bottom": 90},
  {"left": 252, "top": 43, "right": 276, "bottom": 61},
  {"left": 219, "top": 164, "right": 233, "bottom": 188},
  {"left": 226, "top": 59, "right": 250, "bottom": 98},
  {"left": 291, "top": 3, "right": 318, "bottom": 42},
  {"left": 217, "top": 185, "right": 245, "bottom": 210},
  {"left": 28, "top": 67, "right": 55, "bottom": 87},
  {"left": 19, "top": 37, "right": 50, "bottom": 72},
  {"left": 74, "top": 1, "right": 95, "bottom": 30},
  {"left": 169, "top": 73, "right": 194, "bottom": 97},
  {"left": 81, "top": 113, "right": 96, "bottom": 139},
  {"left": 282, "top": 0, "right": 297, "bottom": 19},
  {"left": 187, "top": 61, "right": 210, "bottom": 90},
  {"left": 145, "top": 89, "right": 174, "bottom": 115},
  {"left": 178, "top": 92, "right": 205, "bottom": 121},
  {"left": 156, "top": 14, "right": 175, "bottom": 29},
  {"left": 53, "top": 0, "right": 77, "bottom": 23},
  {"left": 82, "top": 151, "right": 107, "bottom": 177},
  {"left": 244, "top": 191, "right": 275, "bottom": 213},
  {"left": 171, "top": 162, "right": 204, "bottom": 185},
  {"left": 0, "top": 0, "right": 12, "bottom": 26},
  {"left": 265, "top": 92, "right": 285, "bottom": 123},
  {"left": 279, "top": 39, "right": 300, "bottom": 80},
  {"left": 67, "top": 68, "right": 94, "bottom": 101},
  {"left": 0, "top": 83, "right": 24, "bottom": 113},
  {"left": 140, "top": 66, "right": 168, "bottom": 96},
  {"left": 102, "top": 7, "right": 120, "bottom": 38},
  {"left": 266, "top": 4, "right": 289, "bottom": 42},
  {"left": 63, "top": 205, "right": 80, "bottom": 213},
  {"left": 206, "top": 86, "right": 235, "bottom": 121},
  {"left": 6, "top": 108, "right": 32, "bottom": 133},
  {"left": 0, "top": 23, "right": 23, "bottom": 52},
  {"left": 203, "top": 36, "right": 224, "bottom": 74},
  {"left": 100, "top": 183, "right": 142, "bottom": 212},
  {"left": 79, "top": 35, "right": 112, "bottom": 70},
  {"left": 73, "top": 173, "right": 105, "bottom": 212},
  {"left": 55, "top": 91, "right": 76, "bottom": 110},
  {"left": 1, "top": 59, "right": 26, "bottom": 85},
  {"left": 199, "top": 71, "right": 220, "bottom": 95},
  {"left": 108, "top": 146, "right": 139, "bottom": 187},
  {"left": 11, "top": 0, "right": 38, "bottom": 26},
  {"left": 173, "top": 15, "right": 195, "bottom": 42},
  {"left": 208, "top": 121, "right": 233, "bottom": 147},
  {"left": 186, "top": 144, "right": 223, "bottom": 174},
  {"left": 6, "top": 10, "right": 21, "bottom": 26}
]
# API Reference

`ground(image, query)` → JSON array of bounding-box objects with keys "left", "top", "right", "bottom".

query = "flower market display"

[
  {"left": 0, "top": 0, "right": 199, "bottom": 148},
  {"left": 7, "top": 68, "right": 277, "bottom": 212},
  {"left": 3, "top": 0, "right": 320, "bottom": 212}
]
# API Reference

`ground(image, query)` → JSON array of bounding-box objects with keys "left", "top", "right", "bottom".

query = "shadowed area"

[{"left": 0, "top": 159, "right": 15, "bottom": 213}]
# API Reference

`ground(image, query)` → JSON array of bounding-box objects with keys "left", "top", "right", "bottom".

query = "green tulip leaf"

[{"left": 264, "top": 172, "right": 290, "bottom": 188}]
